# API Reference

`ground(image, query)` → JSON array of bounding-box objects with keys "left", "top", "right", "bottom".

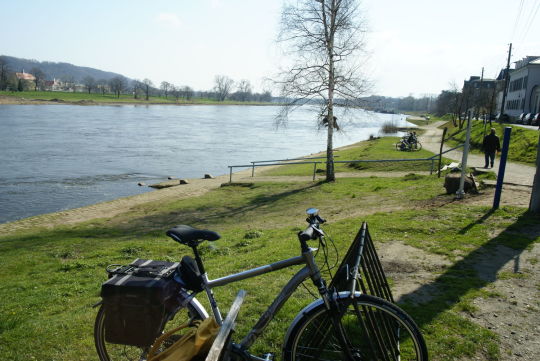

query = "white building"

[{"left": 504, "top": 56, "right": 540, "bottom": 119}]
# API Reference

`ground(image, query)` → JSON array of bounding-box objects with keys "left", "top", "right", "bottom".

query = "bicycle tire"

[
  {"left": 395, "top": 142, "right": 401, "bottom": 151},
  {"left": 283, "top": 293, "right": 428, "bottom": 361},
  {"left": 94, "top": 298, "right": 208, "bottom": 361},
  {"left": 413, "top": 142, "right": 422, "bottom": 151}
]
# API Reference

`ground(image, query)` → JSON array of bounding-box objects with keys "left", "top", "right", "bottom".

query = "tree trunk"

[{"left": 325, "top": 0, "right": 336, "bottom": 182}]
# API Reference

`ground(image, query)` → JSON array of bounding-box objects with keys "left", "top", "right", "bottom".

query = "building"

[
  {"left": 44, "top": 78, "right": 64, "bottom": 91},
  {"left": 462, "top": 76, "right": 499, "bottom": 117},
  {"left": 15, "top": 71, "right": 35, "bottom": 81},
  {"left": 504, "top": 56, "right": 540, "bottom": 119}
]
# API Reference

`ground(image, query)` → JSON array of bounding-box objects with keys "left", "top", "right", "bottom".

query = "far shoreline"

[{"left": 0, "top": 94, "right": 279, "bottom": 107}]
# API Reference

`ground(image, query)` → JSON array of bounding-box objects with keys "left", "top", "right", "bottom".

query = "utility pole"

[{"left": 499, "top": 43, "right": 512, "bottom": 119}]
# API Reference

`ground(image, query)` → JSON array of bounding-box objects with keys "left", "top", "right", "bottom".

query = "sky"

[{"left": 1, "top": 0, "right": 539, "bottom": 97}]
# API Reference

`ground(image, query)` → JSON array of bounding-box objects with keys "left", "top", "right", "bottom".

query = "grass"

[
  {"left": 442, "top": 119, "right": 538, "bottom": 165},
  {"left": 0, "top": 90, "right": 272, "bottom": 106},
  {"left": 261, "top": 136, "right": 453, "bottom": 176},
  {"left": 1, "top": 172, "right": 538, "bottom": 360}
]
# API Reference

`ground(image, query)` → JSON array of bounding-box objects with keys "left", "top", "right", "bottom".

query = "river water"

[{"left": 0, "top": 104, "right": 410, "bottom": 223}]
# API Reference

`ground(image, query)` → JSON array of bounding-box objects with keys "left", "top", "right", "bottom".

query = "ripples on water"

[{"left": 0, "top": 104, "right": 410, "bottom": 223}]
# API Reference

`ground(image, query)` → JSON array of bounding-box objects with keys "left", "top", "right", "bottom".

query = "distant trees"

[
  {"left": 61, "top": 75, "right": 76, "bottom": 92},
  {"left": 160, "top": 81, "right": 171, "bottom": 98},
  {"left": 109, "top": 76, "right": 127, "bottom": 98},
  {"left": 83, "top": 76, "right": 96, "bottom": 94},
  {"left": 214, "top": 75, "right": 234, "bottom": 101},
  {"left": 0, "top": 57, "right": 10, "bottom": 90},
  {"left": 231, "top": 79, "right": 252, "bottom": 101},
  {"left": 96, "top": 79, "right": 109, "bottom": 95},
  {"left": 142, "top": 79, "right": 153, "bottom": 100},
  {"left": 30, "top": 67, "right": 45, "bottom": 91}
]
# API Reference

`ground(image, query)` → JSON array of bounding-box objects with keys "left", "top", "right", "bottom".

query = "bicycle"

[
  {"left": 94, "top": 208, "right": 428, "bottom": 361},
  {"left": 396, "top": 137, "right": 422, "bottom": 152}
]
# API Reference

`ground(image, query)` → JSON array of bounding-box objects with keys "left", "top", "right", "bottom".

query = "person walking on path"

[{"left": 482, "top": 128, "right": 501, "bottom": 168}]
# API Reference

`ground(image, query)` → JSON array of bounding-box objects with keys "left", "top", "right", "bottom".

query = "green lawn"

[
  {"left": 261, "top": 136, "right": 453, "bottom": 176},
  {"left": 1, "top": 174, "right": 538, "bottom": 360},
  {"left": 0, "top": 90, "right": 272, "bottom": 105}
]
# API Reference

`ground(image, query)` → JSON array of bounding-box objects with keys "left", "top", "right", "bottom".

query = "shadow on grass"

[
  {"left": 397, "top": 210, "right": 539, "bottom": 329},
  {"left": 0, "top": 181, "right": 325, "bottom": 250}
]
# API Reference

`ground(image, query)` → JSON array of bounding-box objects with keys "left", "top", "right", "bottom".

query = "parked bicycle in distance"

[
  {"left": 396, "top": 132, "right": 422, "bottom": 151},
  {"left": 94, "top": 208, "right": 429, "bottom": 361}
]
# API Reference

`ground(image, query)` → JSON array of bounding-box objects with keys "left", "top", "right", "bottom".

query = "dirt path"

[{"left": 418, "top": 120, "right": 536, "bottom": 186}]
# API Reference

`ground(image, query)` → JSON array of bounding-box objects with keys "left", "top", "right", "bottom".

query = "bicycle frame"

[{"left": 197, "top": 245, "right": 326, "bottom": 354}]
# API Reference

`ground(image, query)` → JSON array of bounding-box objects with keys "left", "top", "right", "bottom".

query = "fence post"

[
  {"left": 251, "top": 162, "right": 255, "bottom": 177},
  {"left": 430, "top": 158, "right": 434, "bottom": 175},
  {"left": 229, "top": 167, "right": 233, "bottom": 183},
  {"left": 438, "top": 127, "right": 448, "bottom": 178},
  {"left": 313, "top": 162, "right": 317, "bottom": 181},
  {"left": 493, "top": 127, "right": 512, "bottom": 209}
]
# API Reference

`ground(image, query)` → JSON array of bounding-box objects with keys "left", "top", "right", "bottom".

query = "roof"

[{"left": 15, "top": 72, "right": 36, "bottom": 81}]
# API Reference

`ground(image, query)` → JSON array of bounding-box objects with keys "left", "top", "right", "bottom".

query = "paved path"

[{"left": 418, "top": 121, "right": 536, "bottom": 186}]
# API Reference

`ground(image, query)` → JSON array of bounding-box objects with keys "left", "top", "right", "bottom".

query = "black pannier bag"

[{"left": 100, "top": 259, "right": 182, "bottom": 347}]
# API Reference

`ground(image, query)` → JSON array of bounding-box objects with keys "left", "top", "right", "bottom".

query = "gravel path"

[{"left": 418, "top": 120, "right": 536, "bottom": 186}]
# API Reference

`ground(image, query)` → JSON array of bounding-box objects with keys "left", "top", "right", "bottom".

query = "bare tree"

[
  {"left": 131, "top": 79, "right": 144, "bottom": 99},
  {"left": 181, "top": 85, "right": 194, "bottom": 100},
  {"left": 143, "top": 78, "right": 153, "bottom": 101},
  {"left": 214, "top": 75, "right": 234, "bottom": 101},
  {"left": 83, "top": 76, "right": 96, "bottom": 94},
  {"left": 96, "top": 79, "right": 109, "bottom": 95},
  {"left": 160, "top": 81, "right": 171, "bottom": 99},
  {"left": 109, "top": 76, "right": 126, "bottom": 98},
  {"left": 30, "top": 67, "right": 46, "bottom": 91},
  {"left": 0, "top": 57, "right": 10, "bottom": 91},
  {"left": 61, "top": 75, "right": 76, "bottom": 92},
  {"left": 236, "top": 79, "right": 252, "bottom": 101},
  {"left": 276, "top": 0, "right": 370, "bottom": 182}
]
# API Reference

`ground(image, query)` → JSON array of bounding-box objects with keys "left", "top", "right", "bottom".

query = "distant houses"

[
  {"left": 15, "top": 71, "right": 35, "bottom": 82},
  {"left": 462, "top": 55, "right": 540, "bottom": 123},
  {"left": 504, "top": 56, "right": 540, "bottom": 120}
]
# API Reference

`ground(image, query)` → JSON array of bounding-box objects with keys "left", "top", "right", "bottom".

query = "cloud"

[{"left": 155, "top": 13, "right": 181, "bottom": 28}]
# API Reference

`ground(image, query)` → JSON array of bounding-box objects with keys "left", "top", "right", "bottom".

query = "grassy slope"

[
  {"left": 0, "top": 174, "right": 538, "bottom": 361},
  {"left": 0, "top": 90, "right": 271, "bottom": 105},
  {"left": 441, "top": 119, "right": 538, "bottom": 165},
  {"left": 261, "top": 136, "right": 452, "bottom": 176}
]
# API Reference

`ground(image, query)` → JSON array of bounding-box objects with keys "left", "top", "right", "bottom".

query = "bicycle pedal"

[{"left": 262, "top": 353, "right": 274, "bottom": 361}]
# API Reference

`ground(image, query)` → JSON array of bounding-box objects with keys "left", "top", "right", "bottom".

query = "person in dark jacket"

[{"left": 482, "top": 128, "right": 501, "bottom": 168}]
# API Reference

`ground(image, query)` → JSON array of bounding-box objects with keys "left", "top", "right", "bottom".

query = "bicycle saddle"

[{"left": 166, "top": 225, "right": 221, "bottom": 246}]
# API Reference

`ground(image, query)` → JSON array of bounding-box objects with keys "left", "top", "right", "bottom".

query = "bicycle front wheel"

[
  {"left": 94, "top": 299, "right": 207, "bottom": 361},
  {"left": 413, "top": 142, "right": 422, "bottom": 151},
  {"left": 283, "top": 293, "right": 428, "bottom": 361}
]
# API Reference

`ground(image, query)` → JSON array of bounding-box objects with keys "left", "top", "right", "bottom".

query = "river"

[{"left": 0, "top": 104, "right": 411, "bottom": 223}]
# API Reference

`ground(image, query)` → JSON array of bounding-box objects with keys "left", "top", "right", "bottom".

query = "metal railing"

[{"left": 227, "top": 144, "right": 464, "bottom": 183}]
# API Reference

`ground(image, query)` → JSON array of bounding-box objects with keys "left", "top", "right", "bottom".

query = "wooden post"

[
  {"left": 529, "top": 132, "right": 540, "bottom": 213},
  {"left": 437, "top": 127, "right": 448, "bottom": 178},
  {"left": 313, "top": 162, "right": 317, "bottom": 181},
  {"left": 493, "top": 127, "right": 512, "bottom": 209},
  {"left": 229, "top": 167, "right": 233, "bottom": 183}
]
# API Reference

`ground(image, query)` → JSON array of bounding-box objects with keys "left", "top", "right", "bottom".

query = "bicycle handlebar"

[{"left": 297, "top": 208, "right": 326, "bottom": 243}]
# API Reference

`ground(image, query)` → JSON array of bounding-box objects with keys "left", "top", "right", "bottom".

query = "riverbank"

[
  {"left": 0, "top": 93, "right": 275, "bottom": 106},
  {"left": 1, "top": 151, "right": 538, "bottom": 360}
]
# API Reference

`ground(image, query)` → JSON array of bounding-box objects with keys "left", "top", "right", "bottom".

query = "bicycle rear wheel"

[
  {"left": 283, "top": 293, "right": 428, "bottom": 361},
  {"left": 94, "top": 299, "right": 207, "bottom": 361}
]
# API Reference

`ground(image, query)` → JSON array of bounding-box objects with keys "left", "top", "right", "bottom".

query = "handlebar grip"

[{"left": 298, "top": 226, "right": 316, "bottom": 242}]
